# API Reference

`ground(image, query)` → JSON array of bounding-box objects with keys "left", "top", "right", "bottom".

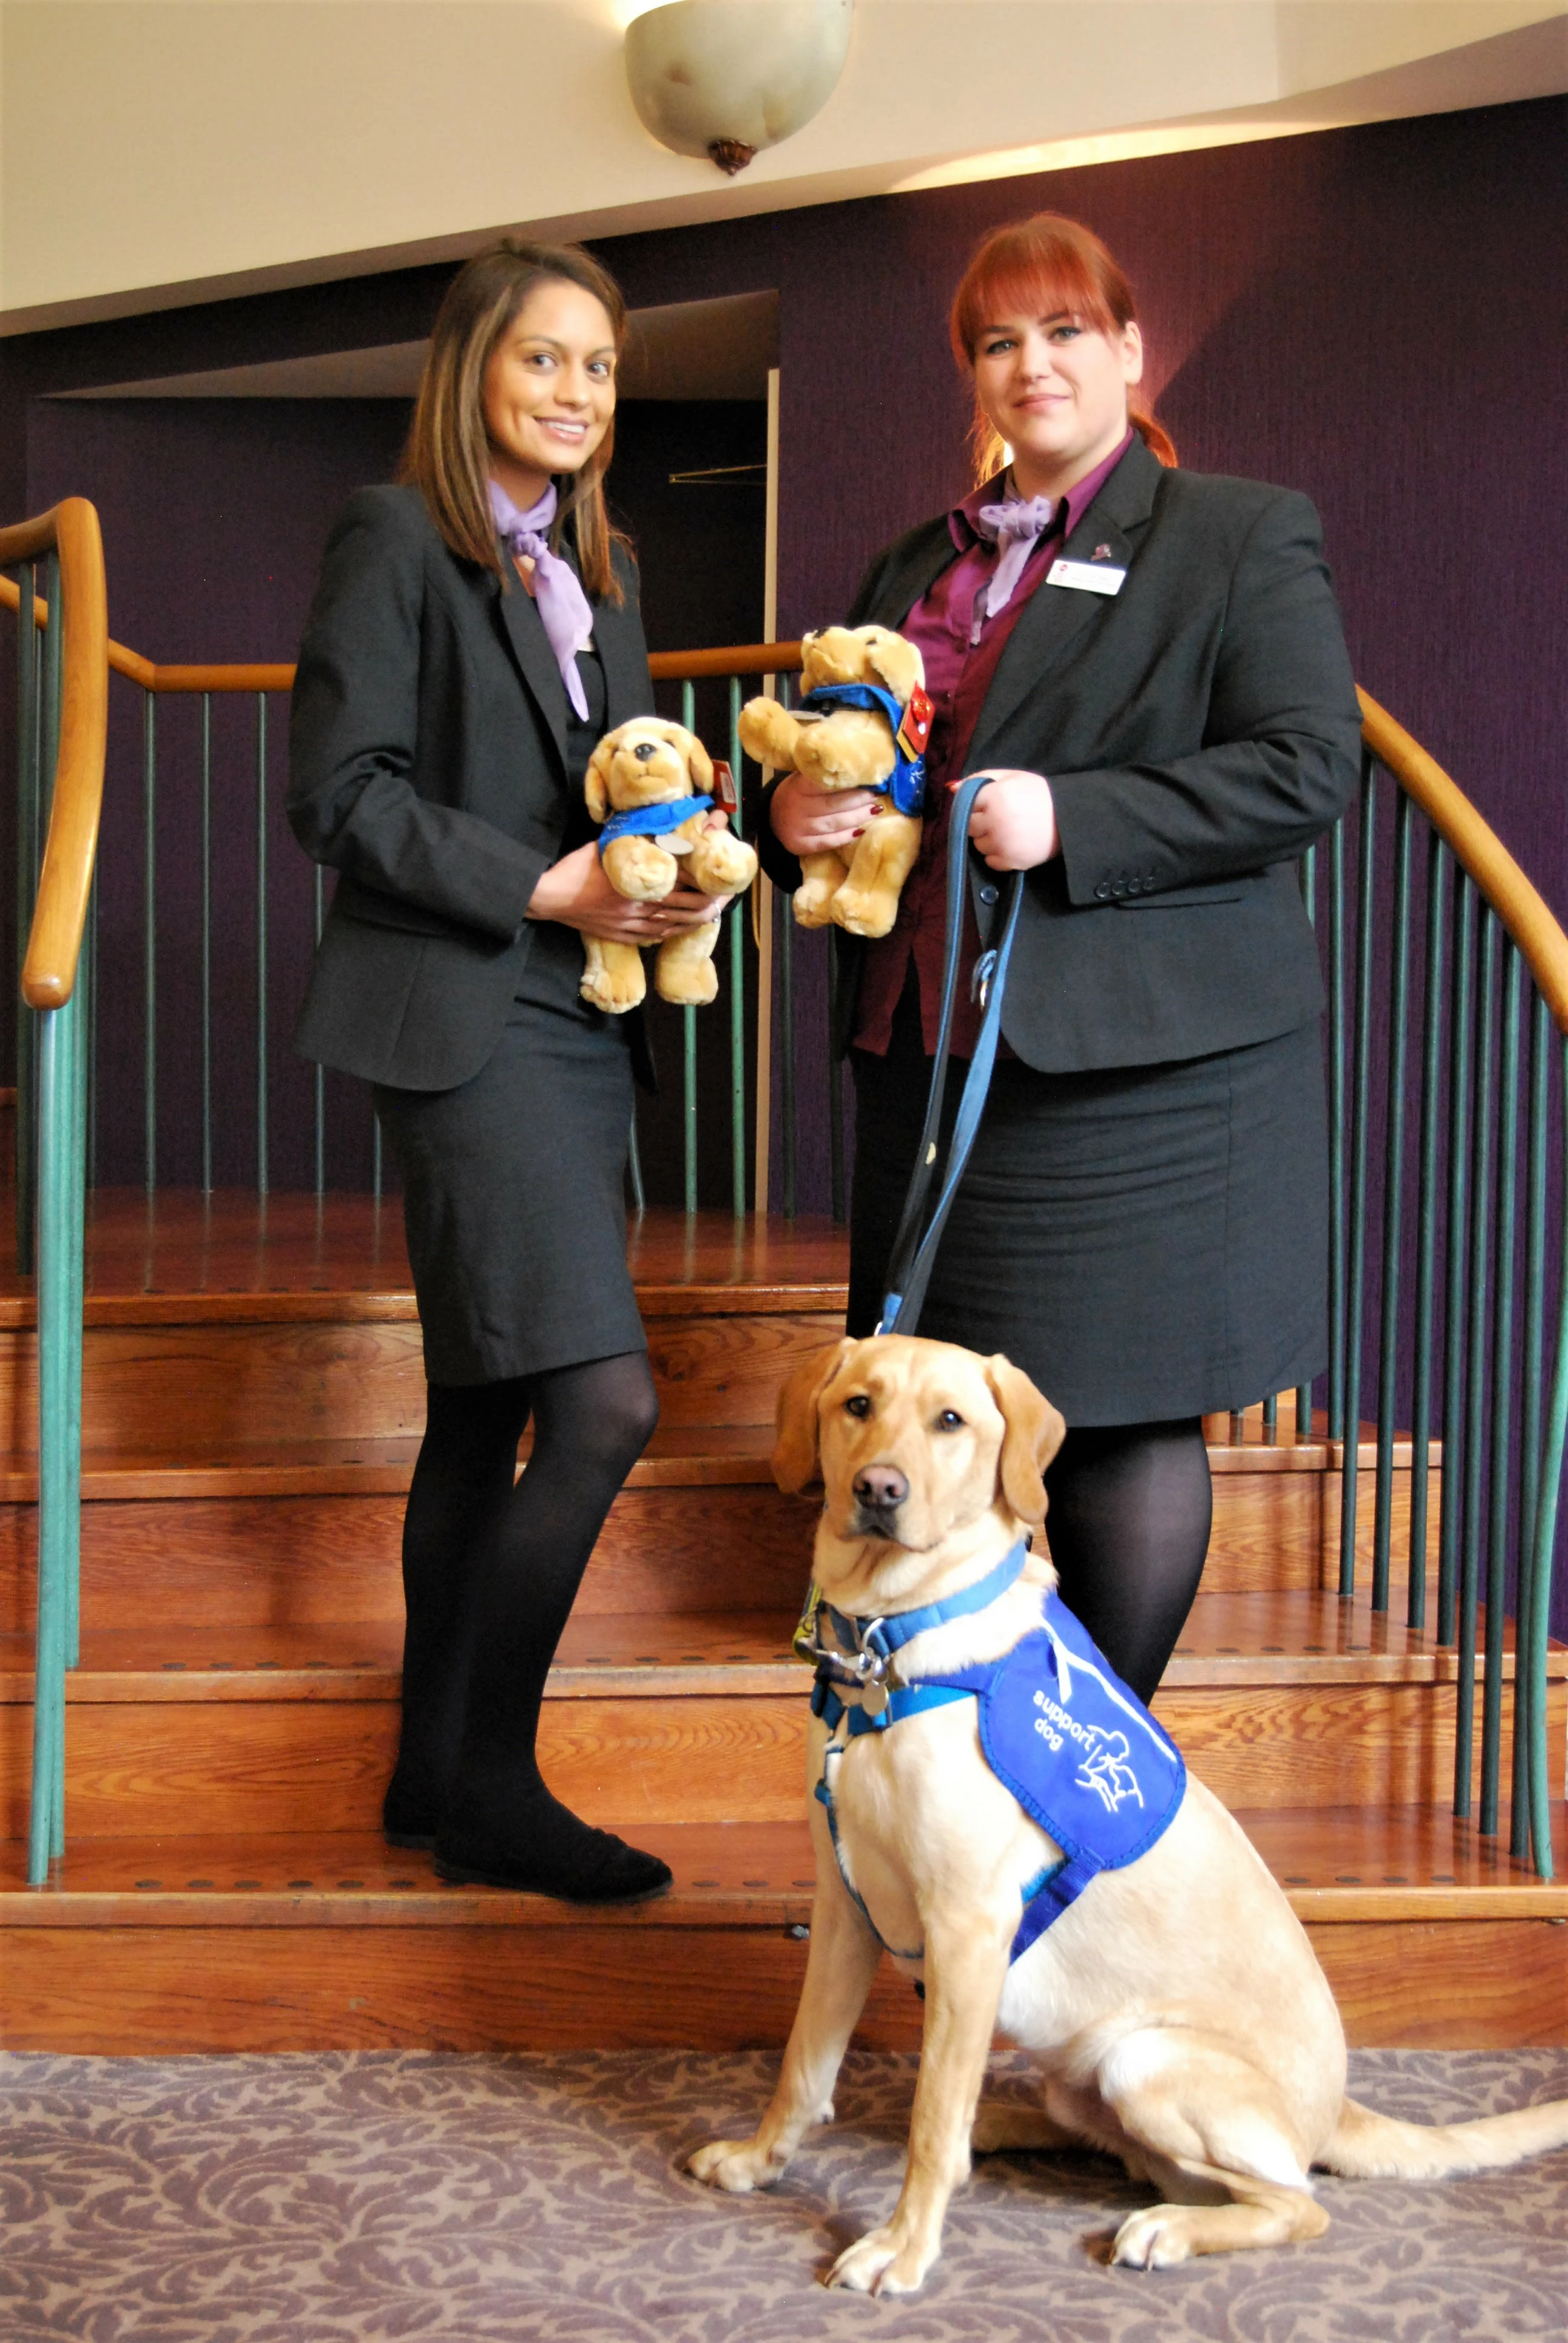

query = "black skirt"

[
  {"left": 849, "top": 995, "right": 1328, "bottom": 1426},
  {"left": 374, "top": 998, "right": 641, "bottom": 1386}
]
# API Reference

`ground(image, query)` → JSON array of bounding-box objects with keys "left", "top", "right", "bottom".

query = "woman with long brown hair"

[
  {"left": 289, "top": 241, "right": 731, "bottom": 1901},
  {"left": 763, "top": 212, "right": 1363, "bottom": 1699}
]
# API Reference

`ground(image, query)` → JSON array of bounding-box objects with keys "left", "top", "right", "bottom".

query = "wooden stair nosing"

[{"left": 4, "top": 1811, "right": 1566, "bottom": 1932}]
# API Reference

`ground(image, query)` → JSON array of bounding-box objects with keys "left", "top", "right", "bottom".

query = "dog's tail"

[{"left": 1319, "top": 2092, "right": 1568, "bottom": 2180}]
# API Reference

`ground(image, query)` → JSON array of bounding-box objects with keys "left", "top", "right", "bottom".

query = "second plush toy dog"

[
  {"left": 582, "top": 716, "right": 757, "bottom": 1012},
  {"left": 739, "top": 626, "right": 932, "bottom": 938}
]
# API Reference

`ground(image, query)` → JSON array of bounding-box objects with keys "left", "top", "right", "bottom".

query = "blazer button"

[
  {"left": 979, "top": 883, "right": 999, "bottom": 906},
  {"left": 1094, "top": 883, "right": 1111, "bottom": 902}
]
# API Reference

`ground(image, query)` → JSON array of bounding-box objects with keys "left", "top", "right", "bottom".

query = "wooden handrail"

[
  {"left": 0, "top": 503, "right": 109, "bottom": 1011},
  {"left": 1357, "top": 688, "right": 1568, "bottom": 1035}
]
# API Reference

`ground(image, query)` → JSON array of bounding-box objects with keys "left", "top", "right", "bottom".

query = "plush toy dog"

[
  {"left": 739, "top": 626, "right": 932, "bottom": 939},
  {"left": 581, "top": 716, "right": 757, "bottom": 1012}
]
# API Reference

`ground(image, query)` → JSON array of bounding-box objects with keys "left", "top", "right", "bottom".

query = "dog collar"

[
  {"left": 801, "top": 681, "right": 932, "bottom": 817},
  {"left": 818, "top": 1538, "right": 1030, "bottom": 1669},
  {"left": 597, "top": 794, "right": 713, "bottom": 855}
]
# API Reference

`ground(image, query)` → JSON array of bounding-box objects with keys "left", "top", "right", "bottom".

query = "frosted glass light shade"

[{"left": 625, "top": 0, "right": 854, "bottom": 174}]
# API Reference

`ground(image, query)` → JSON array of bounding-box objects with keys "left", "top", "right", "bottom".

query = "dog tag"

[
  {"left": 710, "top": 759, "right": 739, "bottom": 815},
  {"left": 1047, "top": 558, "right": 1126, "bottom": 597},
  {"left": 861, "top": 1679, "right": 889, "bottom": 1718}
]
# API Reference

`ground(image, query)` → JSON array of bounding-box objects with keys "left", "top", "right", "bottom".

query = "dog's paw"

[
  {"left": 687, "top": 2137, "right": 786, "bottom": 2194},
  {"left": 826, "top": 2224, "right": 936, "bottom": 2296},
  {"left": 1111, "top": 2205, "right": 1194, "bottom": 2270},
  {"left": 792, "top": 882, "right": 836, "bottom": 929},
  {"left": 829, "top": 886, "right": 898, "bottom": 939}
]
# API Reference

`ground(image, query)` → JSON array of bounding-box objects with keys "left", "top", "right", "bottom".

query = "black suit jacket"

[
  {"left": 761, "top": 438, "right": 1364, "bottom": 1070},
  {"left": 288, "top": 485, "right": 655, "bottom": 1092}
]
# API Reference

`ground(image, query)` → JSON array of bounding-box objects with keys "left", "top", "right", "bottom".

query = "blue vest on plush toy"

[
  {"left": 802, "top": 683, "right": 932, "bottom": 818},
  {"left": 597, "top": 794, "right": 713, "bottom": 856},
  {"left": 810, "top": 1544, "right": 1186, "bottom": 1963}
]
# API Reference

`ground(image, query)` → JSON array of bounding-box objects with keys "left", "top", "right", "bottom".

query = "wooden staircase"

[{"left": 1, "top": 1193, "right": 1565, "bottom": 2053}]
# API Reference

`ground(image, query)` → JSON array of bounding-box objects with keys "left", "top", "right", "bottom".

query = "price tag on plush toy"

[
  {"left": 897, "top": 686, "right": 933, "bottom": 765},
  {"left": 711, "top": 759, "right": 739, "bottom": 816}
]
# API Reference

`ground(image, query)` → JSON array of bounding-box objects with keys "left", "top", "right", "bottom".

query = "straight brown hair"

[
  {"left": 400, "top": 239, "right": 630, "bottom": 603},
  {"left": 949, "top": 212, "right": 1177, "bottom": 485}
]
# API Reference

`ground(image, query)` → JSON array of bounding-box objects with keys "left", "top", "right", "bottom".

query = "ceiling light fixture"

[{"left": 624, "top": 0, "right": 854, "bottom": 176}]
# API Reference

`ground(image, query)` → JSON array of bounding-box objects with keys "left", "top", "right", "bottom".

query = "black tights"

[
  {"left": 1042, "top": 1417, "right": 1212, "bottom": 1705},
  {"left": 387, "top": 1351, "right": 658, "bottom": 1840}
]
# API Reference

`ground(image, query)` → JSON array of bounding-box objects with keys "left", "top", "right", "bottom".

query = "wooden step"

[
  {"left": 5, "top": 1596, "right": 1557, "bottom": 1836},
  {"left": 2, "top": 1809, "right": 1563, "bottom": 2054}
]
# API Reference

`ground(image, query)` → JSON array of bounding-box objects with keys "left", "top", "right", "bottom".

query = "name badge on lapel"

[{"left": 1047, "top": 557, "right": 1126, "bottom": 597}]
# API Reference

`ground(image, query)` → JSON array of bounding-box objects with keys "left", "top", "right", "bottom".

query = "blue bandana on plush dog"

[
  {"left": 810, "top": 1542, "right": 1185, "bottom": 1963},
  {"left": 596, "top": 794, "right": 714, "bottom": 856},
  {"left": 802, "top": 682, "right": 933, "bottom": 818}
]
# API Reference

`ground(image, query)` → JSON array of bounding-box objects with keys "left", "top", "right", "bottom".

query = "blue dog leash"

[{"left": 877, "top": 772, "right": 1024, "bottom": 1337}]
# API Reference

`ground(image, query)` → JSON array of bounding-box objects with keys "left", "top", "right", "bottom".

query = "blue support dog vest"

[
  {"left": 597, "top": 793, "right": 713, "bottom": 856},
  {"left": 802, "top": 682, "right": 932, "bottom": 817},
  {"left": 810, "top": 1544, "right": 1186, "bottom": 1964}
]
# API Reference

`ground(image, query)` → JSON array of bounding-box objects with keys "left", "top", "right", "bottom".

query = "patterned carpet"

[{"left": 4, "top": 2046, "right": 1567, "bottom": 2341}]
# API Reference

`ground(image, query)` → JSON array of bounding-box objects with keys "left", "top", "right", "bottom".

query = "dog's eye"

[
  {"left": 934, "top": 1409, "right": 965, "bottom": 1432},
  {"left": 843, "top": 1394, "right": 871, "bottom": 1418}
]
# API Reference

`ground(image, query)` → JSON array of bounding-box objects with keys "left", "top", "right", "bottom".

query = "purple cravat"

[
  {"left": 972, "top": 493, "right": 1061, "bottom": 640},
  {"left": 488, "top": 479, "right": 595, "bottom": 720}
]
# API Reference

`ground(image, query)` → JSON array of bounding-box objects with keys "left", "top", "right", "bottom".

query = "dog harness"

[
  {"left": 801, "top": 682, "right": 933, "bottom": 818},
  {"left": 808, "top": 1541, "right": 1186, "bottom": 1964},
  {"left": 596, "top": 794, "right": 713, "bottom": 856}
]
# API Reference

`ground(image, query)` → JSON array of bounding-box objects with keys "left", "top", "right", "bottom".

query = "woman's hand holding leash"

[
  {"left": 959, "top": 770, "right": 1058, "bottom": 871},
  {"left": 527, "top": 841, "right": 735, "bottom": 943}
]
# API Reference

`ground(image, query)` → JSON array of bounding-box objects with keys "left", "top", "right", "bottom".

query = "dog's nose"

[
  {"left": 853, "top": 1464, "right": 909, "bottom": 1513},
  {"left": 633, "top": 741, "right": 659, "bottom": 761}
]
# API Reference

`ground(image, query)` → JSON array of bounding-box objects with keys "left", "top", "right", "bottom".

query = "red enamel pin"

[{"left": 896, "top": 684, "right": 934, "bottom": 762}]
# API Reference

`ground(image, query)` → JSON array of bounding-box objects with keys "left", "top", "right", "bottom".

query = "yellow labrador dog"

[{"left": 689, "top": 1334, "right": 1568, "bottom": 2295}]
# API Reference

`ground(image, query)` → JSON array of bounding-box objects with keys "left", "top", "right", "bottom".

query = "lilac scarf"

[
  {"left": 488, "top": 479, "right": 595, "bottom": 720},
  {"left": 971, "top": 491, "right": 1061, "bottom": 640}
]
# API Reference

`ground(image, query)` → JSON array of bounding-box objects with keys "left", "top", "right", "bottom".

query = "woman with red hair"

[{"left": 765, "top": 213, "right": 1362, "bottom": 1699}]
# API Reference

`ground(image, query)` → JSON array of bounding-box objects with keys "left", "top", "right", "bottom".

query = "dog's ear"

[
  {"left": 985, "top": 1354, "right": 1066, "bottom": 1527},
  {"left": 863, "top": 628, "right": 925, "bottom": 704},
  {"left": 584, "top": 738, "right": 614, "bottom": 825},
  {"left": 773, "top": 1339, "right": 855, "bottom": 1493},
  {"left": 684, "top": 730, "right": 714, "bottom": 795}
]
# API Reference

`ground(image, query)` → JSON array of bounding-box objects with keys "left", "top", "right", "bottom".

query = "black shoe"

[{"left": 434, "top": 1800, "right": 672, "bottom": 1906}]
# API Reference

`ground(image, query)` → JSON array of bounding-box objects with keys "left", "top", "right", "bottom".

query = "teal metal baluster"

[
  {"left": 1480, "top": 943, "right": 1521, "bottom": 1835},
  {"left": 15, "top": 560, "right": 39, "bottom": 1274},
  {"left": 1512, "top": 991, "right": 1550, "bottom": 1856},
  {"left": 1262, "top": 1392, "right": 1278, "bottom": 1439},
  {"left": 1296, "top": 843, "right": 1316, "bottom": 1437},
  {"left": 313, "top": 865, "right": 325, "bottom": 1197},
  {"left": 1455, "top": 908, "right": 1498, "bottom": 1817},
  {"left": 1437, "top": 876, "right": 1476, "bottom": 1647},
  {"left": 1522, "top": 1033, "right": 1568, "bottom": 1878},
  {"left": 1407, "top": 833, "right": 1448, "bottom": 1632},
  {"left": 200, "top": 693, "right": 213, "bottom": 1193},
  {"left": 1328, "top": 816, "right": 1348, "bottom": 1440},
  {"left": 30, "top": 1005, "right": 70, "bottom": 1880},
  {"left": 1372, "top": 787, "right": 1413, "bottom": 1611},
  {"left": 728, "top": 673, "right": 746, "bottom": 1217},
  {"left": 65, "top": 931, "right": 87, "bottom": 1679},
  {"left": 681, "top": 678, "right": 697, "bottom": 1216},
  {"left": 1338, "top": 766, "right": 1377, "bottom": 1599},
  {"left": 256, "top": 693, "right": 269, "bottom": 1196},
  {"left": 143, "top": 692, "right": 157, "bottom": 1193}
]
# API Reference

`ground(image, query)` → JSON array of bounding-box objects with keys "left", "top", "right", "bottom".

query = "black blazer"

[
  {"left": 761, "top": 437, "right": 1364, "bottom": 1070},
  {"left": 288, "top": 485, "right": 655, "bottom": 1092}
]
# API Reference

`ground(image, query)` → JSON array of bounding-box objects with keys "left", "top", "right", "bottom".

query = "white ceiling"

[{"left": 4, "top": 3, "right": 1565, "bottom": 334}]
